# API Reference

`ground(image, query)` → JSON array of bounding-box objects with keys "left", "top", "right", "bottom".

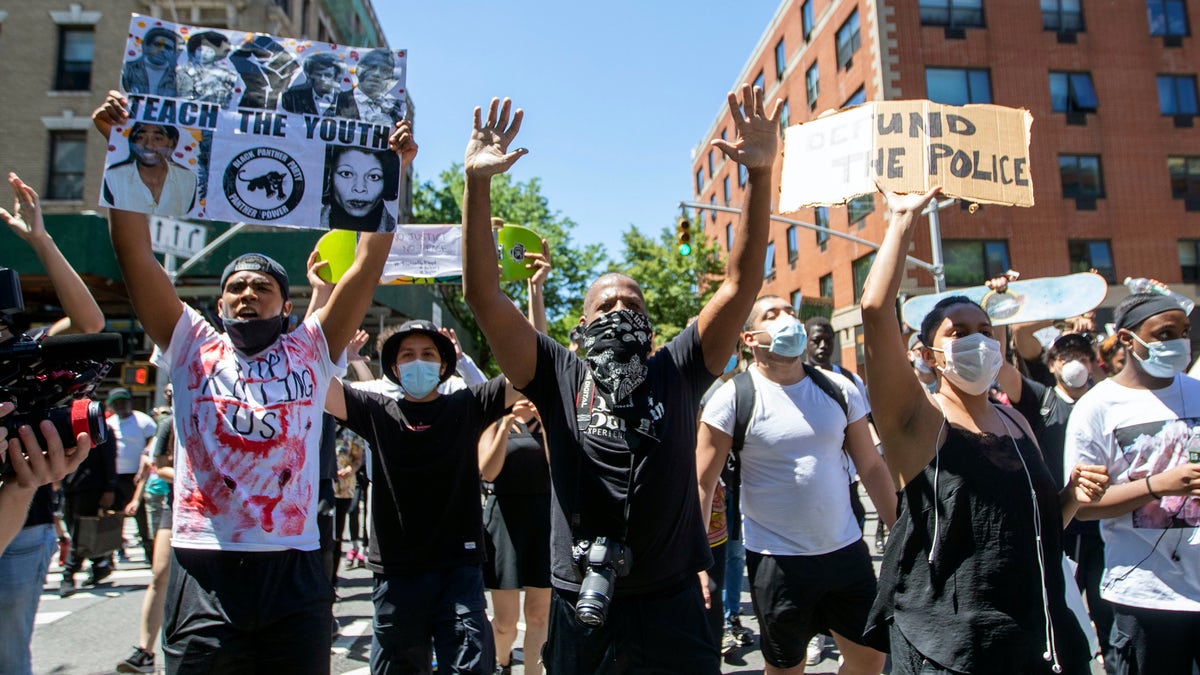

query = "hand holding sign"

[
  {"left": 465, "top": 98, "right": 528, "bottom": 178},
  {"left": 92, "top": 90, "right": 131, "bottom": 140},
  {"left": 711, "top": 84, "right": 782, "bottom": 170}
]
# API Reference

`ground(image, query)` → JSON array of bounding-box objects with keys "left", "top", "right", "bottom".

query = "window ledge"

[
  {"left": 47, "top": 90, "right": 93, "bottom": 97},
  {"left": 1174, "top": 115, "right": 1195, "bottom": 128}
]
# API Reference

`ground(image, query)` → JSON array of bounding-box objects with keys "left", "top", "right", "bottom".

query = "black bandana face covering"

[
  {"left": 224, "top": 315, "right": 287, "bottom": 357},
  {"left": 581, "top": 309, "right": 654, "bottom": 402}
]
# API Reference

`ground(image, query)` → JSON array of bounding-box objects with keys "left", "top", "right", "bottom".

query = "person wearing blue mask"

[
  {"left": 325, "top": 319, "right": 519, "bottom": 674},
  {"left": 1065, "top": 292, "right": 1200, "bottom": 674},
  {"left": 696, "top": 294, "right": 897, "bottom": 675}
]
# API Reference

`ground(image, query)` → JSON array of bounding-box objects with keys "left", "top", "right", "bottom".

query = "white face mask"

[
  {"left": 1130, "top": 334, "right": 1192, "bottom": 379},
  {"left": 931, "top": 333, "right": 1003, "bottom": 396},
  {"left": 1058, "top": 359, "right": 1090, "bottom": 389}
]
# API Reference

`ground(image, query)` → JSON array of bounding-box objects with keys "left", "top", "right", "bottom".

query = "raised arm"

[
  {"left": 859, "top": 188, "right": 945, "bottom": 486},
  {"left": 525, "top": 239, "right": 551, "bottom": 334},
  {"left": 461, "top": 98, "right": 537, "bottom": 387},
  {"left": 1, "top": 174, "right": 105, "bottom": 335},
  {"left": 316, "top": 121, "right": 418, "bottom": 358},
  {"left": 478, "top": 413, "right": 517, "bottom": 482},
  {"left": 695, "top": 85, "right": 780, "bottom": 375}
]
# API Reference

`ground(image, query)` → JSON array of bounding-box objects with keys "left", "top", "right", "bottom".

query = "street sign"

[{"left": 150, "top": 216, "right": 209, "bottom": 258}]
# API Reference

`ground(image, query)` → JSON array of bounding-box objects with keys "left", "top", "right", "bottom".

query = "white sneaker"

[{"left": 806, "top": 635, "right": 825, "bottom": 666}]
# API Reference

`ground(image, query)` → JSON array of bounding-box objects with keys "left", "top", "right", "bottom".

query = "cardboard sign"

[
  {"left": 100, "top": 15, "right": 407, "bottom": 232},
  {"left": 779, "top": 100, "right": 1034, "bottom": 211}
]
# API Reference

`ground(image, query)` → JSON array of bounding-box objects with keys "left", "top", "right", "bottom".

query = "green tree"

[
  {"left": 412, "top": 164, "right": 606, "bottom": 371},
  {"left": 609, "top": 223, "right": 726, "bottom": 344}
]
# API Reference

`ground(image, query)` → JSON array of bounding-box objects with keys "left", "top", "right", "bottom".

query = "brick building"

[{"left": 692, "top": 0, "right": 1200, "bottom": 371}]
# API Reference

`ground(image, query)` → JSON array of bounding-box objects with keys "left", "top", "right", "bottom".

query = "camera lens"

[{"left": 575, "top": 568, "right": 615, "bottom": 627}]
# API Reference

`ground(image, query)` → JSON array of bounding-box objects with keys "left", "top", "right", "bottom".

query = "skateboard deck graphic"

[{"left": 901, "top": 272, "right": 1109, "bottom": 329}]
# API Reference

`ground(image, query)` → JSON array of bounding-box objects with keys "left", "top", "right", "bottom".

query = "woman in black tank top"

[{"left": 858, "top": 187, "right": 1110, "bottom": 674}]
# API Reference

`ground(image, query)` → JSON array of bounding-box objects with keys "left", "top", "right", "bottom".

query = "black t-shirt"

[
  {"left": 519, "top": 322, "right": 715, "bottom": 595},
  {"left": 340, "top": 376, "right": 507, "bottom": 575},
  {"left": 491, "top": 422, "right": 550, "bottom": 496},
  {"left": 22, "top": 485, "right": 55, "bottom": 528}
]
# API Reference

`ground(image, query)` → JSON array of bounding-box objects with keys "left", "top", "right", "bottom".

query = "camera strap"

[{"left": 572, "top": 367, "right": 639, "bottom": 543}]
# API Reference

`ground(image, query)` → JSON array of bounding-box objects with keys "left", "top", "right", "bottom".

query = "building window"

[
  {"left": 723, "top": 176, "right": 731, "bottom": 204},
  {"left": 710, "top": 195, "right": 717, "bottom": 222},
  {"left": 853, "top": 253, "right": 875, "bottom": 303},
  {"left": 815, "top": 206, "right": 830, "bottom": 248},
  {"left": 837, "top": 11, "right": 861, "bottom": 70},
  {"left": 55, "top": 27, "right": 94, "bottom": 91},
  {"left": 765, "top": 242, "right": 776, "bottom": 279},
  {"left": 1168, "top": 156, "right": 1200, "bottom": 207},
  {"left": 791, "top": 289, "right": 803, "bottom": 312},
  {"left": 695, "top": 167, "right": 704, "bottom": 194},
  {"left": 848, "top": 194, "right": 874, "bottom": 224},
  {"left": 919, "top": 0, "right": 985, "bottom": 27},
  {"left": 738, "top": 163, "right": 748, "bottom": 187},
  {"left": 786, "top": 226, "right": 799, "bottom": 262},
  {"left": 845, "top": 87, "right": 867, "bottom": 107},
  {"left": 1049, "top": 72, "right": 1098, "bottom": 114},
  {"left": 1180, "top": 240, "right": 1200, "bottom": 282},
  {"left": 1148, "top": 0, "right": 1189, "bottom": 37},
  {"left": 806, "top": 63, "right": 820, "bottom": 109},
  {"left": 1068, "top": 240, "right": 1116, "bottom": 282},
  {"left": 926, "top": 68, "right": 992, "bottom": 105},
  {"left": 779, "top": 99, "right": 790, "bottom": 135},
  {"left": 943, "top": 240, "right": 1011, "bottom": 286},
  {"left": 1042, "top": 0, "right": 1083, "bottom": 31},
  {"left": 753, "top": 70, "right": 765, "bottom": 92},
  {"left": 726, "top": 223, "right": 734, "bottom": 250},
  {"left": 819, "top": 273, "right": 834, "bottom": 300},
  {"left": 47, "top": 132, "right": 87, "bottom": 200},
  {"left": 1059, "top": 155, "right": 1105, "bottom": 200},
  {"left": 1158, "top": 75, "right": 1199, "bottom": 115},
  {"left": 802, "top": 0, "right": 815, "bottom": 40},
  {"left": 775, "top": 38, "right": 787, "bottom": 79},
  {"left": 708, "top": 149, "right": 715, "bottom": 177}
]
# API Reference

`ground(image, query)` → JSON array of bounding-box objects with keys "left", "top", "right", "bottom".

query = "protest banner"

[
  {"left": 778, "top": 100, "right": 1034, "bottom": 211},
  {"left": 316, "top": 226, "right": 464, "bottom": 285},
  {"left": 100, "top": 15, "right": 407, "bottom": 233}
]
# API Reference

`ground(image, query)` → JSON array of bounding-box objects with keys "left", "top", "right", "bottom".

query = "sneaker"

[
  {"left": 721, "top": 630, "right": 738, "bottom": 656},
  {"left": 806, "top": 635, "right": 825, "bottom": 666},
  {"left": 117, "top": 646, "right": 155, "bottom": 673},
  {"left": 874, "top": 524, "right": 887, "bottom": 554},
  {"left": 493, "top": 664, "right": 512, "bottom": 675},
  {"left": 117, "top": 550, "right": 131, "bottom": 564},
  {"left": 728, "top": 616, "right": 754, "bottom": 646},
  {"left": 58, "top": 578, "right": 76, "bottom": 598},
  {"left": 84, "top": 564, "right": 112, "bottom": 587}
]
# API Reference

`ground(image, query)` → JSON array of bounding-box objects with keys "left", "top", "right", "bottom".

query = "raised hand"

[
  {"left": 0, "top": 173, "right": 47, "bottom": 243},
  {"left": 92, "top": 90, "right": 130, "bottom": 139},
  {"left": 306, "top": 248, "right": 332, "bottom": 294},
  {"left": 347, "top": 329, "right": 371, "bottom": 363},
  {"left": 710, "top": 84, "right": 782, "bottom": 170},
  {"left": 388, "top": 120, "right": 419, "bottom": 168},
  {"left": 881, "top": 185, "right": 943, "bottom": 219},
  {"left": 439, "top": 327, "right": 465, "bottom": 360},
  {"left": 465, "top": 98, "right": 528, "bottom": 178},
  {"left": 525, "top": 238, "right": 552, "bottom": 290}
]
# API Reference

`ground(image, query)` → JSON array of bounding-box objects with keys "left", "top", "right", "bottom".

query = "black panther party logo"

[{"left": 223, "top": 147, "right": 304, "bottom": 220}]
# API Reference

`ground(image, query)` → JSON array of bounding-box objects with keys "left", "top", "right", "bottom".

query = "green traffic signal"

[{"left": 679, "top": 242, "right": 692, "bottom": 256}]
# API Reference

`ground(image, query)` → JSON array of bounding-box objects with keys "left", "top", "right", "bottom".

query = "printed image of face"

[
  {"left": 144, "top": 33, "right": 178, "bottom": 68},
  {"left": 131, "top": 125, "right": 174, "bottom": 167},
  {"left": 333, "top": 150, "right": 385, "bottom": 217},
  {"left": 311, "top": 66, "right": 339, "bottom": 97},
  {"left": 357, "top": 63, "right": 392, "bottom": 97}
]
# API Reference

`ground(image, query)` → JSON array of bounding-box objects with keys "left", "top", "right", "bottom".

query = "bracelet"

[{"left": 1146, "top": 475, "right": 1161, "bottom": 500}]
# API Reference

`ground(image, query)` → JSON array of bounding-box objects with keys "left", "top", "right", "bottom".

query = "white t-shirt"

[
  {"left": 161, "top": 306, "right": 344, "bottom": 552},
  {"left": 109, "top": 410, "right": 158, "bottom": 474},
  {"left": 103, "top": 161, "right": 197, "bottom": 216},
  {"left": 1065, "top": 374, "right": 1200, "bottom": 611},
  {"left": 701, "top": 365, "right": 868, "bottom": 556}
]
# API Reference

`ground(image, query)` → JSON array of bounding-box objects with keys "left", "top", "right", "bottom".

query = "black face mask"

[
  {"left": 223, "top": 315, "right": 287, "bottom": 357},
  {"left": 581, "top": 309, "right": 654, "bottom": 402}
]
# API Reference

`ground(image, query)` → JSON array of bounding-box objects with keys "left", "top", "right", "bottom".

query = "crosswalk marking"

[
  {"left": 331, "top": 618, "right": 372, "bottom": 655},
  {"left": 34, "top": 611, "right": 70, "bottom": 626}
]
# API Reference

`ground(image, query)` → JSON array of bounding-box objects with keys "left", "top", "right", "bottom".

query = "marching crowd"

[{"left": 0, "top": 81, "right": 1196, "bottom": 675}]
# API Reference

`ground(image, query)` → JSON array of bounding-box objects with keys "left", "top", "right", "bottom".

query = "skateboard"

[{"left": 901, "top": 272, "right": 1109, "bottom": 329}]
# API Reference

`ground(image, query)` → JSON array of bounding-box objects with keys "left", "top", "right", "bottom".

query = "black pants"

[
  {"left": 705, "top": 543, "right": 727, "bottom": 646},
  {"left": 163, "top": 547, "right": 334, "bottom": 674},
  {"left": 543, "top": 579, "right": 719, "bottom": 674},
  {"left": 61, "top": 489, "right": 111, "bottom": 578},
  {"left": 1106, "top": 603, "right": 1200, "bottom": 675},
  {"left": 332, "top": 497, "right": 353, "bottom": 584},
  {"left": 1064, "top": 530, "right": 1113, "bottom": 660}
]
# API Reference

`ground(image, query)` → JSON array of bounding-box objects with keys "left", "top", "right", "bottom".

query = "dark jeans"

[
  {"left": 543, "top": 578, "right": 719, "bottom": 674},
  {"left": 705, "top": 542, "right": 727, "bottom": 645},
  {"left": 163, "top": 547, "right": 334, "bottom": 674},
  {"left": 1064, "top": 529, "right": 1113, "bottom": 660},
  {"left": 61, "top": 489, "right": 111, "bottom": 578},
  {"left": 332, "top": 497, "right": 353, "bottom": 584},
  {"left": 1106, "top": 603, "right": 1200, "bottom": 675},
  {"left": 370, "top": 565, "right": 494, "bottom": 674}
]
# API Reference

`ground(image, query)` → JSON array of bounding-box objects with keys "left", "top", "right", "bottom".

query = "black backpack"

[{"left": 728, "top": 363, "right": 849, "bottom": 470}]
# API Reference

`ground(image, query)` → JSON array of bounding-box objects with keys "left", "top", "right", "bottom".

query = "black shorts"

[
  {"left": 747, "top": 539, "right": 877, "bottom": 669},
  {"left": 483, "top": 492, "right": 552, "bottom": 589},
  {"left": 1107, "top": 602, "right": 1200, "bottom": 675}
]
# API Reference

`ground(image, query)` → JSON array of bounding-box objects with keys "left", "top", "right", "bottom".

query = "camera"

[
  {"left": 0, "top": 268, "right": 123, "bottom": 474},
  {"left": 571, "top": 536, "right": 632, "bottom": 627}
]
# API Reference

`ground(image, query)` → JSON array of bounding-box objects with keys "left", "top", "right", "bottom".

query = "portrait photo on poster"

[
  {"left": 320, "top": 144, "right": 400, "bottom": 233},
  {"left": 101, "top": 121, "right": 206, "bottom": 218}
]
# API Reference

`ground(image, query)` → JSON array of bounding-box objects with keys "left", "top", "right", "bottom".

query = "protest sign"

[
  {"left": 316, "top": 225, "right": 464, "bottom": 285},
  {"left": 779, "top": 100, "right": 1034, "bottom": 211},
  {"left": 100, "top": 15, "right": 407, "bottom": 232}
]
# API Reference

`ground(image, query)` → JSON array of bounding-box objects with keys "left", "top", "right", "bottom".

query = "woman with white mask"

[{"left": 858, "top": 186, "right": 1109, "bottom": 675}]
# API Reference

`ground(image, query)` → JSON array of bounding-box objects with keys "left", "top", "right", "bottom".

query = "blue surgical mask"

[
  {"left": 759, "top": 316, "right": 808, "bottom": 358},
  {"left": 398, "top": 359, "right": 441, "bottom": 399},
  {"left": 723, "top": 354, "right": 739, "bottom": 374},
  {"left": 1130, "top": 334, "right": 1192, "bottom": 379}
]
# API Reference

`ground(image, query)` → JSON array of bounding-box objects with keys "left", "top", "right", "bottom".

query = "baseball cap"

[
  {"left": 107, "top": 387, "right": 131, "bottom": 403},
  {"left": 220, "top": 254, "right": 290, "bottom": 300}
]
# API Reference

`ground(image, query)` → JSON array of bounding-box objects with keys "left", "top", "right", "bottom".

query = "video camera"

[
  {"left": 570, "top": 536, "right": 632, "bottom": 627},
  {"left": 0, "top": 268, "right": 124, "bottom": 474}
]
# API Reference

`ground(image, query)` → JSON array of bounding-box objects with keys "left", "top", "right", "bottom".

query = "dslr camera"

[
  {"left": 0, "top": 268, "right": 122, "bottom": 474},
  {"left": 570, "top": 536, "right": 632, "bottom": 627}
]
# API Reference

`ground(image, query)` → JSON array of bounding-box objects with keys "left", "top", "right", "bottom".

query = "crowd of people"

[{"left": 0, "top": 81, "right": 1197, "bottom": 675}]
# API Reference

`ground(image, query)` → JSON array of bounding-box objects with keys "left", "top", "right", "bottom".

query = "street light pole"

[{"left": 922, "top": 197, "right": 956, "bottom": 293}]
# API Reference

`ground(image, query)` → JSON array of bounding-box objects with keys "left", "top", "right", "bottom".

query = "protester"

[
  {"left": 325, "top": 319, "right": 518, "bottom": 674},
  {"left": 907, "top": 333, "right": 939, "bottom": 394},
  {"left": 1098, "top": 333, "right": 1126, "bottom": 377},
  {"left": 105, "top": 387, "right": 157, "bottom": 563},
  {"left": 461, "top": 85, "right": 779, "bottom": 673},
  {"left": 1065, "top": 292, "right": 1200, "bottom": 673},
  {"left": 698, "top": 295, "right": 896, "bottom": 674},
  {"left": 859, "top": 186, "right": 1108, "bottom": 675},
  {"left": 93, "top": 89, "right": 416, "bottom": 673}
]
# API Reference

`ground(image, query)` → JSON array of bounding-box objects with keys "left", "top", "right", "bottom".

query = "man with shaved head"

[{"left": 461, "top": 86, "right": 780, "bottom": 673}]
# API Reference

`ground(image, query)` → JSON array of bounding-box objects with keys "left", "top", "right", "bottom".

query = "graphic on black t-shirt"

[{"left": 1113, "top": 417, "right": 1200, "bottom": 528}]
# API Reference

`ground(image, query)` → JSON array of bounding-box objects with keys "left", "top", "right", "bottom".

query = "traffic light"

[
  {"left": 676, "top": 217, "right": 692, "bottom": 256},
  {"left": 121, "top": 362, "right": 155, "bottom": 390}
]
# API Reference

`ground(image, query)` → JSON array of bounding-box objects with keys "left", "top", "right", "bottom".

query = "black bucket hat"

[{"left": 379, "top": 320, "right": 456, "bottom": 385}]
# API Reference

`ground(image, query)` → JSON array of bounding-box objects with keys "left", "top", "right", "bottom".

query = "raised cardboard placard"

[{"left": 779, "top": 100, "right": 1034, "bottom": 211}]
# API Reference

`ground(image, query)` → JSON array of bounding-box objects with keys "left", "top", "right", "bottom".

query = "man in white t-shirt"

[
  {"left": 697, "top": 295, "right": 897, "bottom": 675},
  {"left": 106, "top": 387, "right": 157, "bottom": 562},
  {"left": 93, "top": 90, "right": 417, "bottom": 674},
  {"left": 1066, "top": 292, "right": 1200, "bottom": 673}
]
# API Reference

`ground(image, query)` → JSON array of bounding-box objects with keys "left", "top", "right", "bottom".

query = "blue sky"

[{"left": 375, "top": 2, "right": 781, "bottom": 256}]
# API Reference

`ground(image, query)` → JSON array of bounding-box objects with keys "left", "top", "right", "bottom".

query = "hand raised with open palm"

[
  {"left": 710, "top": 84, "right": 782, "bottom": 170},
  {"left": 465, "top": 97, "right": 528, "bottom": 178}
]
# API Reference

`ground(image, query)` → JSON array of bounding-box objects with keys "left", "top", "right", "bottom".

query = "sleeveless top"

[
  {"left": 863, "top": 415, "right": 1090, "bottom": 674},
  {"left": 491, "top": 422, "right": 551, "bottom": 496}
]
